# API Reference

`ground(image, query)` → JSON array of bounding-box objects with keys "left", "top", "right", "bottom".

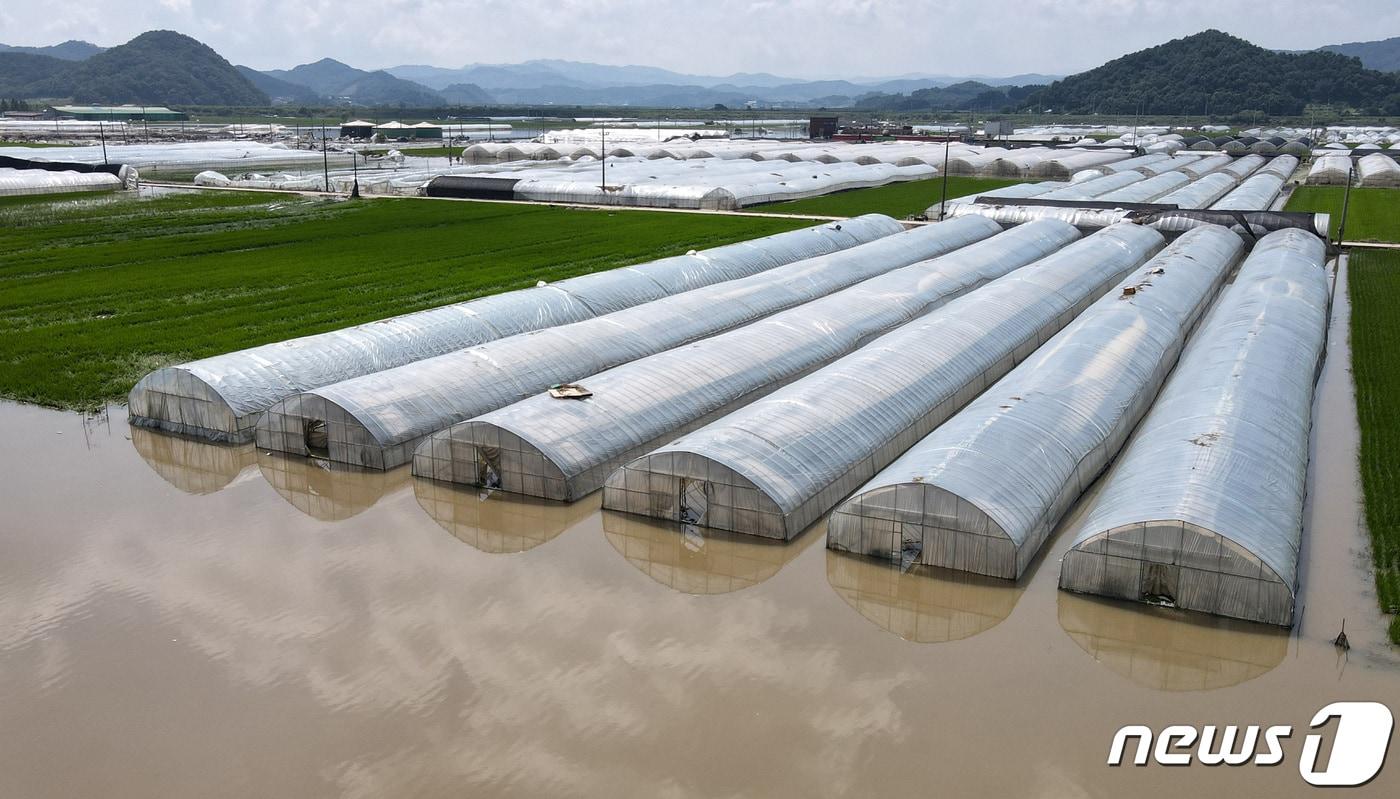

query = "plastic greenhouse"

[
  {"left": 601, "top": 225, "right": 1166, "bottom": 540},
  {"left": 827, "top": 226, "right": 1244, "bottom": 578},
  {"left": 1306, "top": 154, "right": 1353, "bottom": 185},
  {"left": 0, "top": 167, "right": 123, "bottom": 196},
  {"left": 1059, "top": 229, "right": 1330, "bottom": 626},
  {"left": 1357, "top": 153, "right": 1400, "bottom": 187},
  {"left": 413, "top": 220, "right": 1082, "bottom": 499},
  {"left": 128, "top": 215, "right": 902, "bottom": 442},
  {"left": 1095, "top": 171, "right": 1192, "bottom": 203},
  {"left": 254, "top": 217, "right": 1002, "bottom": 469},
  {"left": 1156, "top": 172, "right": 1245, "bottom": 209}
]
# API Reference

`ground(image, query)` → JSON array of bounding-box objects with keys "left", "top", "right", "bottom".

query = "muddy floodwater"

[{"left": 1, "top": 261, "right": 1397, "bottom": 798}]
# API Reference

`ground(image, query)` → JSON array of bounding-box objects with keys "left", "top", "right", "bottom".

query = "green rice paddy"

[
  {"left": 1347, "top": 247, "right": 1400, "bottom": 642},
  {"left": 0, "top": 191, "right": 806, "bottom": 410},
  {"left": 1285, "top": 187, "right": 1400, "bottom": 243}
]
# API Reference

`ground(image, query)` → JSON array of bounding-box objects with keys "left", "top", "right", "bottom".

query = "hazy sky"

[{"left": 1, "top": 0, "right": 1397, "bottom": 78}]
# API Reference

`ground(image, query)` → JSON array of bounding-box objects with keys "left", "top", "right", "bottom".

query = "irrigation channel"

[{"left": 3, "top": 199, "right": 1398, "bottom": 795}]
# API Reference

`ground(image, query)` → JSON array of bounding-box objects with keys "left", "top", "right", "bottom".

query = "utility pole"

[
  {"left": 321, "top": 124, "right": 330, "bottom": 192},
  {"left": 1337, "top": 160, "right": 1354, "bottom": 247},
  {"left": 938, "top": 138, "right": 951, "bottom": 221},
  {"left": 98, "top": 122, "right": 108, "bottom": 165},
  {"left": 351, "top": 149, "right": 360, "bottom": 198},
  {"left": 601, "top": 124, "right": 607, "bottom": 189}
]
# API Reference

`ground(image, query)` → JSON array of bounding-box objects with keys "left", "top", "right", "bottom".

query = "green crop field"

[
  {"left": 0, "top": 191, "right": 808, "bottom": 411},
  {"left": 761, "top": 176, "right": 1022, "bottom": 219},
  {"left": 1285, "top": 187, "right": 1400, "bottom": 243},
  {"left": 1349, "top": 248, "right": 1400, "bottom": 643}
]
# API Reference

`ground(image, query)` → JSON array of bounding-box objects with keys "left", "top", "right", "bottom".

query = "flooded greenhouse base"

[{"left": 0, "top": 260, "right": 1396, "bottom": 798}]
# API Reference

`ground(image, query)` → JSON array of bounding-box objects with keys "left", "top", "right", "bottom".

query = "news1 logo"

[{"left": 1108, "top": 702, "right": 1394, "bottom": 787}]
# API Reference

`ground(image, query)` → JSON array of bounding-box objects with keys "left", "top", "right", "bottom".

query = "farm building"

[{"left": 50, "top": 104, "right": 186, "bottom": 121}]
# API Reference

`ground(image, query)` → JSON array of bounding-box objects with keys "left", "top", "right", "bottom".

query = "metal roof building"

[{"left": 51, "top": 105, "right": 185, "bottom": 121}]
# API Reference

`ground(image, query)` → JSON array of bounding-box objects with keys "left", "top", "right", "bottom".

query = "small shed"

[
  {"left": 808, "top": 115, "right": 838, "bottom": 140},
  {"left": 339, "top": 120, "right": 375, "bottom": 139}
]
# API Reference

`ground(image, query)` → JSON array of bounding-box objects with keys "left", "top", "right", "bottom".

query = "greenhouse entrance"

[
  {"left": 679, "top": 478, "right": 711, "bottom": 526},
  {"left": 1142, "top": 562, "right": 1180, "bottom": 605}
]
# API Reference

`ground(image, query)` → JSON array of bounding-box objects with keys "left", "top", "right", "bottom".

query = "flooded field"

[{"left": 1, "top": 261, "right": 1396, "bottom": 799}]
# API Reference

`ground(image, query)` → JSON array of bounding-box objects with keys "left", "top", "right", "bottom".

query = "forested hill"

[
  {"left": 10, "top": 31, "right": 268, "bottom": 106},
  {"left": 1030, "top": 30, "right": 1400, "bottom": 115}
]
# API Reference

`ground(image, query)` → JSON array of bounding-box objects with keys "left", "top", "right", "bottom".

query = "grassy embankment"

[
  {"left": 762, "top": 176, "right": 1021, "bottom": 219},
  {"left": 1290, "top": 186, "right": 1400, "bottom": 642},
  {"left": 0, "top": 192, "right": 807, "bottom": 411}
]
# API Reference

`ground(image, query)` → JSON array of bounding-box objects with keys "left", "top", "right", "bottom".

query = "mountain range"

[
  {"left": 1320, "top": 35, "right": 1400, "bottom": 72},
  {"left": 0, "top": 29, "right": 1397, "bottom": 110}
]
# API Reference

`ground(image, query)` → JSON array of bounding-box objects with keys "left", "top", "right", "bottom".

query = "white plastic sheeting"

[
  {"left": 0, "top": 141, "right": 351, "bottom": 175},
  {"left": 511, "top": 159, "right": 937, "bottom": 209},
  {"left": 926, "top": 181, "right": 1067, "bottom": 218},
  {"left": 1095, "top": 171, "right": 1192, "bottom": 203},
  {"left": 1357, "top": 153, "right": 1400, "bottom": 187},
  {"left": 602, "top": 224, "right": 1166, "bottom": 539},
  {"left": 414, "top": 220, "right": 1082, "bottom": 499},
  {"left": 1177, "top": 155, "right": 1233, "bottom": 180},
  {"left": 1212, "top": 156, "right": 1296, "bottom": 211},
  {"left": 128, "top": 215, "right": 902, "bottom": 442},
  {"left": 1030, "top": 151, "right": 1133, "bottom": 179},
  {"left": 1156, "top": 172, "right": 1241, "bottom": 209},
  {"left": 827, "top": 226, "right": 1243, "bottom": 577},
  {"left": 1059, "top": 229, "right": 1330, "bottom": 626},
  {"left": 254, "top": 217, "right": 1002, "bottom": 468},
  {"left": 1037, "top": 171, "right": 1147, "bottom": 201},
  {"left": 0, "top": 167, "right": 122, "bottom": 196},
  {"left": 1305, "top": 154, "right": 1353, "bottom": 185}
]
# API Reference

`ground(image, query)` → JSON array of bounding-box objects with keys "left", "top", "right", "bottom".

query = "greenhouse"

[
  {"left": 1059, "top": 229, "right": 1330, "bottom": 626},
  {"left": 602, "top": 225, "right": 1166, "bottom": 540},
  {"left": 1357, "top": 153, "right": 1400, "bottom": 187},
  {"left": 413, "top": 220, "right": 1080, "bottom": 499},
  {"left": 254, "top": 217, "right": 1000, "bottom": 468},
  {"left": 128, "top": 215, "right": 901, "bottom": 442},
  {"left": 826, "top": 227, "right": 1243, "bottom": 578},
  {"left": 1306, "top": 154, "right": 1353, "bottom": 185},
  {"left": 1029, "top": 151, "right": 1132, "bottom": 180},
  {"left": 1176, "top": 154, "right": 1233, "bottom": 180},
  {"left": 0, "top": 166, "right": 124, "bottom": 196},
  {"left": 1094, "top": 170, "right": 1191, "bottom": 203},
  {"left": 1036, "top": 170, "right": 1146, "bottom": 201},
  {"left": 1211, "top": 173, "right": 1285, "bottom": 210},
  {"left": 1155, "top": 172, "right": 1241, "bottom": 208}
]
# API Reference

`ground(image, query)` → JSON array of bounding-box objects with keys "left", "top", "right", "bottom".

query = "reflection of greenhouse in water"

[
  {"left": 825, "top": 552, "right": 1022, "bottom": 643},
  {"left": 414, "top": 480, "right": 596, "bottom": 554},
  {"left": 601, "top": 512, "right": 812, "bottom": 594},
  {"left": 257, "top": 453, "right": 410, "bottom": 521},
  {"left": 1056, "top": 593, "right": 1288, "bottom": 691},
  {"left": 130, "top": 426, "right": 257, "bottom": 495}
]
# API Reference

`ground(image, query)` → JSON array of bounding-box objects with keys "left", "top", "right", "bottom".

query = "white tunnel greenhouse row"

[
  {"left": 601, "top": 225, "right": 1165, "bottom": 540},
  {"left": 1304, "top": 151, "right": 1400, "bottom": 187},
  {"left": 0, "top": 167, "right": 125, "bottom": 197},
  {"left": 0, "top": 141, "right": 354, "bottom": 176},
  {"left": 413, "top": 220, "right": 1082, "bottom": 499},
  {"left": 826, "top": 226, "right": 1244, "bottom": 578},
  {"left": 128, "top": 215, "right": 902, "bottom": 442},
  {"left": 253, "top": 217, "right": 1002, "bottom": 468},
  {"left": 461, "top": 139, "right": 1136, "bottom": 179},
  {"left": 1059, "top": 230, "right": 1330, "bottom": 626}
]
